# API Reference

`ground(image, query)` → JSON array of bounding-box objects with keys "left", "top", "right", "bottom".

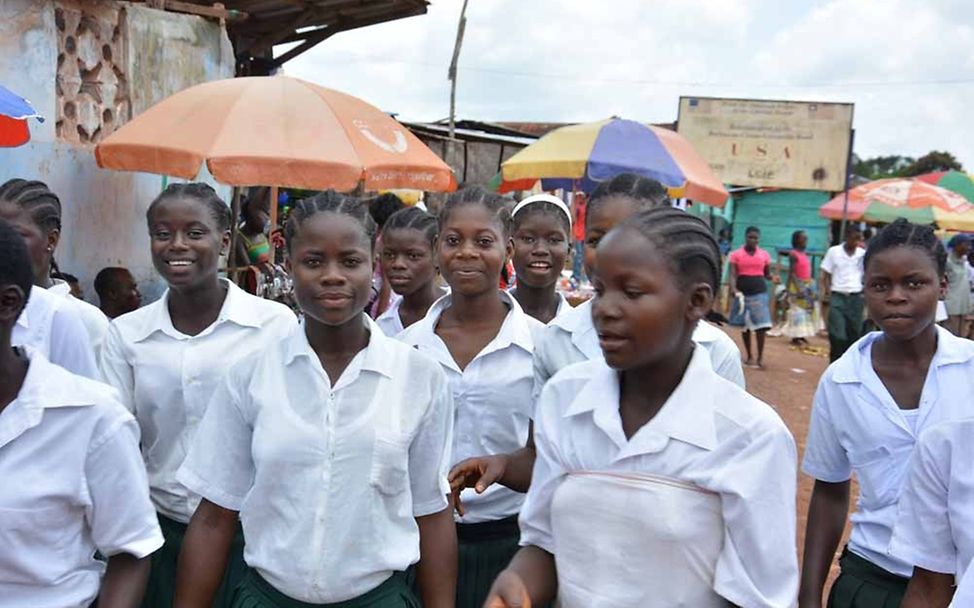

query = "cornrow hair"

[
  {"left": 0, "top": 218, "right": 34, "bottom": 305},
  {"left": 0, "top": 178, "right": 62, "bottom": 232},
  {"left": 863, "top": 217, "right": 947, "bottom": 276},
  {"left": 383, "top": 206, "right": 439, "bottom": 247},
  {"left": 618, "top": 206, "right": 722, "bottom": 290},
  {"left": 586, "top": 173, "right": 669, "bottom": 225},
  {"left": 285, "top": 190, "right": 377, "bottom": 252},
  {"left": 746, "top": 226, "right": 761, "bottom": 235},
  {"left": 146, "top": 182, "right": 231, "bottom": 232},
  {"left": 439, "top": 186, "right": 513, "bottom": 239}
]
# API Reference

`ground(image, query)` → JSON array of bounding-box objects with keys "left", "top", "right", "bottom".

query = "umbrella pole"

[
  {"left": 268, "top": 186, "right": 279, "bottom": 265},
  {"left": 839, "top": 129, "right": 856, "bottom": 238}
]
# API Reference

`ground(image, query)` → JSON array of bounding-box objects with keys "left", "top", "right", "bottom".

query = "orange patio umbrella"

[{"left": 94, "top": 76, "right": 457, "bottom": 192}]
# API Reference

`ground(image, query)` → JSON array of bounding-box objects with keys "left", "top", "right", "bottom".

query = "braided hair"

[
  {"left": 439, "top": 186, "right": 513, "bottom": 239},
  {"left": 285, "top": 190, "right": 376, "bottom": 252},
  {"left": 383, "top": 206, "right": 439, "bottom": 247},
  {"left": 0, "top": 178, "right": 62, "bottom": 232},
  {"left": 0, "top": 218, "right": 34, "bottom": 308},
  {"left": 618, "top": 206, "right": 721, "bottom": 291},
  {"left": 863, "top": 218, "right": 946, "bottom": 276},
  {"left": 146, "top": 182, "right": 230, "bottom": 232},
  {"left": 586, "top": 173, "right": 669, "bottom": 224}
]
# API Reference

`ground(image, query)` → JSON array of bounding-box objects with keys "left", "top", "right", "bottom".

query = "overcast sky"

[{"left": 283, "top": 0, "right": 974, "bottom": 168}]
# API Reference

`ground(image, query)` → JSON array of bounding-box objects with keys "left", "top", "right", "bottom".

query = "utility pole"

[{"left": 448, "top": 0, "right": 469, "bottom": 139}]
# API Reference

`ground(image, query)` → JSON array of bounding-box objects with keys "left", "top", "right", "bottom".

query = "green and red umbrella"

[{"left": 914, "top": 170, "right": 974, "bottom": 203}]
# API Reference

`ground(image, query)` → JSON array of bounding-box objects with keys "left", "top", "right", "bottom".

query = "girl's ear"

[
  {"left": 686, "top": 282, "right": 715, "bottom": 324},
  {"left": 46, "top": 228, "right": 60, "bottom": 252},
  {"left": 220, "top": 230, "right": 231, "bottom": 255},
  {"left": 0, "top": 284, "right": 27, "bottom": 325},
  {"left": 505, "top": 236, "right": 514, "bottom": 263}
]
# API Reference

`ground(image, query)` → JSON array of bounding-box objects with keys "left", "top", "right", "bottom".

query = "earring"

[{"left": 47, "top": 246, "right": 53, "bottom": 252}]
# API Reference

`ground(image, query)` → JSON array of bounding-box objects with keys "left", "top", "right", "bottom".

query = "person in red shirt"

[
  {"left": 571, "top": 193, "right": 587, "bottom": 281},
  {"left": 728, "top": 226, "right": 776, "bottom": 368}
]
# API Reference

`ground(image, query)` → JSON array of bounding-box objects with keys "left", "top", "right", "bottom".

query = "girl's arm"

[
  {"left": 173, "top": 500, "right": 240, "bottom": 608},
  {"left": 798, "top": 479, "right": 851, "bottom": 608},
  {"left": 97, "top": 553, "right": 152, "bottom": 608},
  {"left": 901, "top": 568, "right": 955, "bottom": 608},
  {"left": 787, "top": 252, "right": 798, "bottom": 290},
  {"left": 728, "top": 261, "right": 739, "bottom": 295},
  {"left": 414, "top": 504, "right": 458, "bottom": 608},
  {"left": 485, "top": 546, "right": 558, "bottom": 607}
]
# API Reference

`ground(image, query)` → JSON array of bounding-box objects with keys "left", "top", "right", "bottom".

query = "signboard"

[{"left": 677, "top": 97, "right": 854, "bottom": 191}]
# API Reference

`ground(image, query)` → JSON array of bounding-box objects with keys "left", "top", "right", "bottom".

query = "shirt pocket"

[
  {"left": 0, "top": 506, "right": 76, "bottom": 583},
  {"left": 849, "top": 445, "right": 909, "bottom": 508},
  {"left": 369, "top": 434, "right": 409, "bottom": 496}
]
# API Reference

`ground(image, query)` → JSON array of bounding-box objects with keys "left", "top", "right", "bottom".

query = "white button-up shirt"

[
  {"left": 521, "top": 348, "right": 798, "bottom": 608},
  {"left": 889, "top": 417, "right": 974, "bottom": 581},
  {"left": 13, "top": 285, "right": 98, "bottom": 379},
  {"left": 0, "top": 350, "right": 162, "bottom": 608},
  {"left": 49, "top": 279, "right": 110, "bottom": 359},
  {"left": 178, "top": 317, "right": 453, "bottom": 603},
  {"left": 533, "top": 298, "right": 745, "bottom": 399},
  {"left": 375, "top": 293, "right": 405, "bottom": 336},
  {"left": 952, "top": 563, "right": 974, "bottom": 607},
  {"left": 398, "top": 290, "right": 544, "bottom": 523},
  {"left": 99, "top": 279, "right": 297, "bottom": 522},
  {"left": 803, "top": 327, "right": 974, "bottom": 577},
  {"left": 820, "top": 244, "right": 865, "bottom": 293}
]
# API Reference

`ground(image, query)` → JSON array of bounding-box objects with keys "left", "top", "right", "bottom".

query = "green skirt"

[
  {"left": 827, "top": 548, "right": 909, "bottom": 608},
  {"left": 141, "top": 512, "right": 247, "bottom": 608},
  {"left": 231, "top": 569, "right": 419, "bottom": 608},
  {"left": 456, "top": 516, "right": 521, "bottom": 608}
]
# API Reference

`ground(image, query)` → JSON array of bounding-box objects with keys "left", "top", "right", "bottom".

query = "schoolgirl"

[
  {"left": 0, "top": 218, "right": 163, "bottom": 608},
  {"left": 800, "top": 218, "right": 974, "bottom": 608},
  {"left": 99, "top": 182, "right": 297, "bottom": 607},
  {"left": 508, "top": 194, "right": 572, "bottom": 324},
  {"left": 397, "top": 186, "right": 545, "bottom": 608},
  {"left": 485, "top": 207, "right": 798, "bottom": 607},
  {"left": 174, "top": 191, "right": 456, "bottom": 608},
  {"left": 376, "top": 206, "right": 446, "bottom": 336}
]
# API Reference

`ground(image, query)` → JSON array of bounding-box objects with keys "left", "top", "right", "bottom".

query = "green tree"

[
  {"left": 852, "top": 154, "right": 915, "bottom": 179},
  {"left": 900, "top": 151, "right": 963, "bottom": 176}
]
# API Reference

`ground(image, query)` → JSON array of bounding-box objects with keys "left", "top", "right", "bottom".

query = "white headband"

[{"left": 511, "top": 193, "right": 573, "bottom": 228}]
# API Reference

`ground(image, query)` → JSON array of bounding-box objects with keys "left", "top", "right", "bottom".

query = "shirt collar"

[
  {"left": 48, "top": 279, "right": 72, "bottom": 297},
  {"left": 13, "top": 348, "right": 99, "bottom": 411},
  {"left": 550, "top": 298, "right": 601, "bottom": 359},
  {"left": 830, "top": 325, "right": 974, "bottom": 384},
  {"left": 406, "top": 290, "right": 536, "bottom": 354},
  {"left": 565, "top": 347, "right": 719, "bottom": 452},
  {"left": 284, "top": 314, "right": 395, "bottom": 379},
  {"left": 132, "top": 279, "right": 263, "bottom": 342}
]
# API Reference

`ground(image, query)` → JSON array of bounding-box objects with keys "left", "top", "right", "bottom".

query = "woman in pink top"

[
  {"left": 784, "top": 230, "right": 819, "bottom": 344},
  {"left": 728, "top": 226, "right": 775, "bottom": 368}
]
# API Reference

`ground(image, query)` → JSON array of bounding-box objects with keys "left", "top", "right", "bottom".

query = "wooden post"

[
  {"left": 268, "top": 186, "right": 279, "bottom": 265},
  {"left": 228, "top": 186, "right": 241, "bottom": 278},
  {"left": 447, "top": 0, "right": 469, "bottom": 139}
]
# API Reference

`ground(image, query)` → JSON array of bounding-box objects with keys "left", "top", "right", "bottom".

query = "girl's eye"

[
  {"left": 444, "top": 236, "right": 460, "bottom": 246},
  {"left": 153, "top": 230, "right": 171, "bottom": 240},
  {"left": 907, "top": 279, "right": 925, "bottom": 289},
  {"left": 586, "top": 236, "right": 601, "bottom": 248},
  {"left": 519, "top": 235, "right": 535, "bottom": 244},
  {"left": 548, "top": 236, "right": 565, "bottom": 246},
  {"left": 188, "top": 230, "right": 205, "bottom": 239},
  {"left": 869, "top": 281, "right": 887, "bottom": 291},
  {"left": 624, "top": 290, "right": 643, "bottom": 300},
  {"left": 303, "top": 258, "right": 321, "bottom": 268},
  {"left": 478, "top": 238, "right": 494, "bottom": 247},
  {"left": 408, "top": 253, "right": 422, "bottom": 261},
  {"left": 381, "top": 251, "right": 395, "bottom": 261},
  {"left": 344, "top": 258, "right": 362, "bottom": 268}
]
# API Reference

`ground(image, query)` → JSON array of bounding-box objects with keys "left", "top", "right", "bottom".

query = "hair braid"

[
  {"left": 0, "top": 178, "right": 62, "bottom": 232},
  {"left": 383, "top": 206, "right": 439, "bottom": 247},
  {"left": 146, "top": 182, "right": 231, "bottom": 232},
  {"left": 284, "top": 190, "right": 376, "bottom": 252},
  {"left": 586, "top": 173, "right": 669, "bottom": 225},
  {"left": 620, "top": 206, "right": 721, "bottom": 290},
  {"left": 439, "top": 186, "right": 513, "bottom": 239},
  {"left": 863, "top": 217, "right": 946, "bottom": 275}
]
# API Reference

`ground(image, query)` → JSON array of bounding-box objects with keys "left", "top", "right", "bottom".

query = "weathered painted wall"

[{"left": 0, "top": 0, "right": 233, "bottom": 303}]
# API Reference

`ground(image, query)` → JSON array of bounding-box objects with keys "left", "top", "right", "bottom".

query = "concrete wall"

[{"left": 0, "top": 0, "right": 233, "bottom": 302}]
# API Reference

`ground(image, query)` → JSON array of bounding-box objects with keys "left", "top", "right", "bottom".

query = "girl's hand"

[
  {"left": 448, "top": 455, "right": 508, "bottom": 516},
  {"left": 483, "top": 570, "right": 532, "bottom": 608}
]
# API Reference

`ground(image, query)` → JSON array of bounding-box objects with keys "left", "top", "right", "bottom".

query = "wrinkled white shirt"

[
  {"left": 13, "top": 285, "right": 97, "bottom": 379},
  {"left": 49, "top": 279, "right": 109, "bottom": 360}
]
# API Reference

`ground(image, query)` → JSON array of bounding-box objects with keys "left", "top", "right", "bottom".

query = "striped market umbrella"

[
  {"left": 914, "top": 170, "right": 974, "bottom": 203},
  {"left": 0, "top": 84, "right": 44, "bottom": 147},
  {"left": 500, "top": 118, "right": 729, "bottom": 206},
  {"left": 820, "top": 178, "right": 974, "bottom": 230}
]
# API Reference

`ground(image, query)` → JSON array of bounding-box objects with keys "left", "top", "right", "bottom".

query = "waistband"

[
  {"left": 832, "top": 291, "right": 863, "bottom": 297},
  {"left": 839, "top": 547, "right": 909, "bottom": 588},
  {"left": 245, "top": 569, "right": 409, "bottom": 607},
  {"left": 456, "top": 515, "right": 520, "bottom": 542}
]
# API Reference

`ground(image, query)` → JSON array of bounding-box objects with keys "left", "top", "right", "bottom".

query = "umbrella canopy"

[
  {"left": 914, "top": 170, "right": 974, "bottom": 203},
  {"left": 820, "top": 178, "right": 973, "bottom": 221},
  {"left": 0, "top": 84, "right": 44, "bottom": 147},
  {"left": 95, "top": 76, "right": 457, "bottom": 192},
  {"left": 500, "top": 118, "right": 729, "bottom": 206}
]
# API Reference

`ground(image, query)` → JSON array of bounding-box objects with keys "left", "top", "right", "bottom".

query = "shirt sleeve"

[
  {"left": 531, "top": 342, "right": 552, "bottom": 408},
  {"left": 709, "top": 337, "right": 746, "bottom": 389},
  {"left": 888, "top": 431, "right": 956, "bottom": 574},
  {"left": 518, "top": 382, "right": 568, "bottom": 554},
  {"left": 820, "top": 248, "right": 835, "bottom": 273},
  {"left": 98, "top": 323, "right": 135, "bottom": 413},
  {"left": 712, "top": 421, "right": 799, "bottom": 608},
  {"left": 408, "top": 365, "right": 455, "bottom": 517},
  {"left": 47, "top": 304, "right": 99, "bottom": 380},
  {"left": 177, "top": 371, "right": 255, "bottom": 511},
  {"left": 801, "top": 377, "right": 852, "bottom": 482},
  {"left": 85, "top": 413, "right": 163, "bottom": 558}
]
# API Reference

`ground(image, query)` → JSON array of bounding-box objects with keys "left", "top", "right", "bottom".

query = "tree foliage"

[{"left": 853, "top": 150, "right": 963, "bottom": 180}]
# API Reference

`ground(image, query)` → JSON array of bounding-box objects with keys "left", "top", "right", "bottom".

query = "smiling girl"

[
  {"left": 508, "top": 194, "right": 573, "bottom": 324},
  {"left": 99, "top": 183, "right": 297, "bottom": 607}
]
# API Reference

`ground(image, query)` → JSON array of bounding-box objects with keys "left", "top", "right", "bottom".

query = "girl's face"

[
  {"left": 381, "top": 228, "right": 437, "bottom": 297},
  {"left": 289, "top": 212, "right": 374, "bottom": 326},
  {"left": 955, "top": 240, "right": 971, "bottom": 258},
  {"left": 591, "top": 227, "right": 709, "bottom": 371},
  {"left": 795, "top": 232, "right": 808, "bottom": 250},
  {"left": 512, "top": 211, "right": 570, "bottom": 289},
  {"left": 864, "top": 246, "right": 945, "bottom": 341},
  {"left": 0, "top": 202, "right": 57, "bottom": 283},
  {"left": 437, "top": 204, "right": 512, "bottom": 297},
  {"left": 148, "top": 196, "right": 229, "bottom": 290},
  {"left": 583, "top": 196, "right": 643, "bottom": 280}
]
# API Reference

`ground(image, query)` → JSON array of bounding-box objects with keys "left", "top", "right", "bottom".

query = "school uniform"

[
  {"left": 0, "top": 349, "right": 163, "bottom": 608},
  {"left": 397, "top": 290, "right": 544, "bottom": 608},
  {"left": 13, "top": 284, "right": 98, "bottom": 379},
  {"left": 889, "top": 417, "right": 974, "bottom": 585},
  {"left": 520, "top": 348, "right": 798, "bottom": 608},
  {"left": 821, "top": 245, "right": 866, "bottom": 362},
  {"left": 803, "top": 326, "right": 974, "bottom": 607},
  {"left": 951, "top": 563, "right": 974, "bottom": 607},
  {"left": 99, "top": 279, "right": 297, "bottom": 607},
  {"left": 532, "top": 298, "right": 746, "bottom": 397},
  {"left": 376, "top": 293, "right": 405, "bottom": 337},
  {"left": 177, "top": 315, "right": 453, "bottom": 606},
  {"left": 50, "top": 278, "right": 110, "bottom": 359}
]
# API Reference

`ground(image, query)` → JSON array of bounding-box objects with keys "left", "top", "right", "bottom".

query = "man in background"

[{"left": 94, "top": 267, "right": 142, "bottom": 319}]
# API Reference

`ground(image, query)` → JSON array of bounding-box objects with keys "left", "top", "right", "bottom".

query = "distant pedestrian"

[
  {"left": 944, "top": 234, "right": 971, "bottom": 336},
  {"left": 94, "top": 266, "right": 142, "bottom": 319},
  {"left": 571, "top": 192, "right": 587, "bottom": 282},
  {"left": 784, "top": 230, "right": 819, "bottom": 344},
  {"left": 821, "top": 225, "right": 865, "bottom": 362},
  {"left": 728, "top": 226, "right": 775, "bottom": 368}
]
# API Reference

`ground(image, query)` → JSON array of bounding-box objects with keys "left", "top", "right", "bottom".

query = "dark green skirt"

[
  {"left": 141, "top": 512, "right": 247, "bottom": 608},
  {"left": 456, "top": 516, "right": 520, "bottom": 608},
  {"left": 231, "top": 569, "right": 419, "bottom": 608},
  {"left": 827, "top": 548, "right": 909, "bottom": 608}
]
